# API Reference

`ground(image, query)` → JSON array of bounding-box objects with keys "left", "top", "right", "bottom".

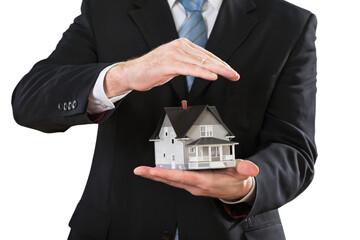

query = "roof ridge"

[{"left": 149, "top": 105, "right": 235, "bottom": 140}]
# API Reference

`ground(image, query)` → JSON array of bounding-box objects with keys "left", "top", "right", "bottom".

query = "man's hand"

[
  {"left": 104, "top": 38, "right": 240, "bottom": 98},
  {"left": 134, "top": 160, "right": 259, "bottom": 202}
]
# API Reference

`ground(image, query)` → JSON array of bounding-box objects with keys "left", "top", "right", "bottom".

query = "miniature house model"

[{"left": 150, "top": 101, "right": 238, "bottom": 170}]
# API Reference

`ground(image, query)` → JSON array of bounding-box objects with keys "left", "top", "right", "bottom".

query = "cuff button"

[
  {"left": 63, "top": 102, "right": 68, "bottom": 111},
  {"left": 72, "top": 100, "right": 78, "bottom": 109},
  {"left": 67, "top": 101, "right": 72, "bottom": 111},
  {"left": 58, "top": 103, "right": 63, "bottom": 111}
]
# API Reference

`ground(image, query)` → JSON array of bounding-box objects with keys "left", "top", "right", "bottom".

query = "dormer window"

[{"left": 200, "top": 125, "right": 213, "bottom": 137}]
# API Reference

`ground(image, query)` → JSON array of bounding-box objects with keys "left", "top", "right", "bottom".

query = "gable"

[
  {"left": 149, "top": 105, "right": 235, "bottom": 140},
  {"left": 164, "top": 105, "right": 208, "bottom": 138},
  {"left": 162, "top": 115, "right": 172, "bottom": 128},
  {"left": 186, "top": 109, "right": 229, "bottom": 141},
  {"left": 192, "top": 108, "right": 222, "bottom": 126}
]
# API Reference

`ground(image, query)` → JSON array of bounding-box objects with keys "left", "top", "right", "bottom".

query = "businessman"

[{"left": 12, "top": 0, "right": 317, "bottom": 239}]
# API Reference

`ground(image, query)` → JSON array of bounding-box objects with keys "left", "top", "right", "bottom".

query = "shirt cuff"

[
  {"left": 219, "top": 177, "right": 256, "bottom": 205},
  {"left": 87, "top": 63, "right": 131, "bottom": 114}
]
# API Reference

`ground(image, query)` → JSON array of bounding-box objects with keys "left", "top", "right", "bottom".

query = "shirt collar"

[{"left": 167, "top": 0, "right": 223, "bottom": 11}]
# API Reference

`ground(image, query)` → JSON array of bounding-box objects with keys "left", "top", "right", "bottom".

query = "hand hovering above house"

[{"left": 103, "top": 38, "right": 239, "bottom": 98}]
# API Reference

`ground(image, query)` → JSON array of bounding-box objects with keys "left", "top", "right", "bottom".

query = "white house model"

[{"left": 150, "top": 101, "right": 238, "bottom": 170}]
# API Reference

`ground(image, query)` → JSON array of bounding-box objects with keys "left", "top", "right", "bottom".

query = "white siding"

[
  {"left": 154, "top": 115, "right": 184, "bottom": 167},
  {"left": 186, "top": 110, "right": 228, "bottom": 142}
]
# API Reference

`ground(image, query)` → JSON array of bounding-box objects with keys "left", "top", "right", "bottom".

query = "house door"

[
  {"left": 198, "top": 147, "right": 203, "bottom": 161},
  {"left": 198, "top": 147, "right": 209, "bottom": 161},
  {"left": 171, "top": 154, "right": 176, "bottom": 169},
  {"left": 211, "top": 146, "right": 220, "bottom": 161}
]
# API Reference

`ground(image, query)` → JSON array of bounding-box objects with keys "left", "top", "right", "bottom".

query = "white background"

[{"left": 0, "top": 0, "right": 359, "bottom": 239}]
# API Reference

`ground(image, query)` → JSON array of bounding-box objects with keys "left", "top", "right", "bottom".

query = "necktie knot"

[{"left": 178, "top": 0, "right": 206, "bottom": 12}]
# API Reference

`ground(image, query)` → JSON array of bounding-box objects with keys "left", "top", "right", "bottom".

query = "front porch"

[
  {"left": 187, "top": 160, "right": 236, "bottom": 169},
  {"left": 186, "top": 139, "right": 238, "bottom": 169},
  {"left": 188, "top": 144, "right": 236, "bottom": 162}
]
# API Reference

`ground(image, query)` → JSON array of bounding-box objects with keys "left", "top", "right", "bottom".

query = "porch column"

[
  {"left": 195, "top": 147, "right": 198, "bottom": 162},
  {"left": 219, "top": 145, "right": 223, "bottom": 161},
  {"left": 208, "top": 146, "right": 211, "bottom": 162},
  {"left": 232, "top": 145, "right": 235, "bottom": 160}
]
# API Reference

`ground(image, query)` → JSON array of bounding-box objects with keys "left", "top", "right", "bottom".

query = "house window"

[
  {"left": 171, "top": 132, "right": 175, "bottom": 144},
  {"left": 200, "top": 125, "right": 213, "bottom": 137},
  {"left": 200, "top": 126, "right": 206, "bottom": 137},
  {"left": 162, "top": 148, "right": 166, "bottom": 158},
  {"left": 189, "top": 147, "right": 195, "bottom": 153},
  {"left": 164, "top": 127, "right": 168, "bottom": 137},
  {"left": 208, "top": 126, "right": 213, "bottom": 137}
]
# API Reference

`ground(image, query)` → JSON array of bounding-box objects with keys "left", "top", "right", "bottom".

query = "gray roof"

[
  {"left": 187, "top": 137, "right": 238, "bottom": 146},
  {"left": 150, "top": 105, "right": 235, "bottom": 140}
]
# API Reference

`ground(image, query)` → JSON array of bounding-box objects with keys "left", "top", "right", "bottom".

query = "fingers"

[
  {"left": 134, "top": 166, "right": 219, "bottom": 198},
  {"left": 170, "top": 63, "right": 218, "bottom": 81},
  {"left": 134, "top": 166, "right": 202, "bottom": 186},
  {"left": 134, "top": 162, "right": 258, "bottom": 200},
  {"left": 236, "top": 160, "right": 259, "bottom": 177},
  {"left": 181, "top": 39, "right": 228, "bottom": 68},
  {"left": 177, "top": 38, "right": 240, "bottom": 81},
  {"left": 172, "top": 52, "right": 236, "bottom": 81},
  {"left": 200, "top": 58, "right": 239, "bottom": 81}
]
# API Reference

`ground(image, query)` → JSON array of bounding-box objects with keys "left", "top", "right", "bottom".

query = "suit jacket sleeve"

[
  {"left": 12, "top": 0, "right": 113, "bottom": 133},
  {"left": 221, "top": 14, "right": 318, "bottom": 224},
  {"left": 248, "top": 14, "right": 317, "bottom": 218}
]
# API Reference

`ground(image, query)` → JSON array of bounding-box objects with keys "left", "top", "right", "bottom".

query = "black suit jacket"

[{"left": 12, "top": 0, "right": 317, "bottom": 239}]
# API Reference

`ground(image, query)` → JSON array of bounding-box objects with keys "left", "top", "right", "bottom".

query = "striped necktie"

[{"left": 178, "top": 0, "right": 208, "bottom": 91}]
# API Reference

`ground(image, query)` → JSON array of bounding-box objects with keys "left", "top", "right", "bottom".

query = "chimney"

[{"left": 181, "top": 100, "right": 188, "bottom": 110}]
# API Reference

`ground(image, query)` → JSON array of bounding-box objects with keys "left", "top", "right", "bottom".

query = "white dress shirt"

[{"left": 86, "top": 0, "right": 255, "bottom": 205}]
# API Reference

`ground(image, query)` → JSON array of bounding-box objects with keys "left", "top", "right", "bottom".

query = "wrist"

[
  {"left": 221, "top": 177, "right": 254, "bottom": 202},
  {"left": 104, "top": 63, "right": 131, "bottom": 98}
]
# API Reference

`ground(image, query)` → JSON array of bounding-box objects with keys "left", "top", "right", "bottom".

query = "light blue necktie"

[{"left": 178, "top": 0, "right": 208, "bottom": 92}]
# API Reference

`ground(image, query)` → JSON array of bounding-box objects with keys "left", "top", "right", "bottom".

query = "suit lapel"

[
  {"left": 128, "top": 0, "right": 187, "bottom": 101},
  {"left": 128, "top": 0, "right": 178, "bottom": 49},
  {"left": 188, "top": 0, "right": 259, "bottom": 102}
]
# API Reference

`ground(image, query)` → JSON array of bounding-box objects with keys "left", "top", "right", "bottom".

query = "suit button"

[
  {"left": 63, "top": 102, "right": 68, "bottom": 111},
  {"left": 72, "top": 100, "right": 78, "bottom": 109},
  {"left": 58, "top": 103, "right": 63, "bottom": 111},
  {"left": 67, "top": 101, "right": 72, "bottom": 111},
  {"left": 162, "top": 231, "right": 174, "bottom": 240}
]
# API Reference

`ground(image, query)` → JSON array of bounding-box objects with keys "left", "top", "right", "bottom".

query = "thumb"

[{"left": 236, "top": 160, "right": 259, "bottom": 177}]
